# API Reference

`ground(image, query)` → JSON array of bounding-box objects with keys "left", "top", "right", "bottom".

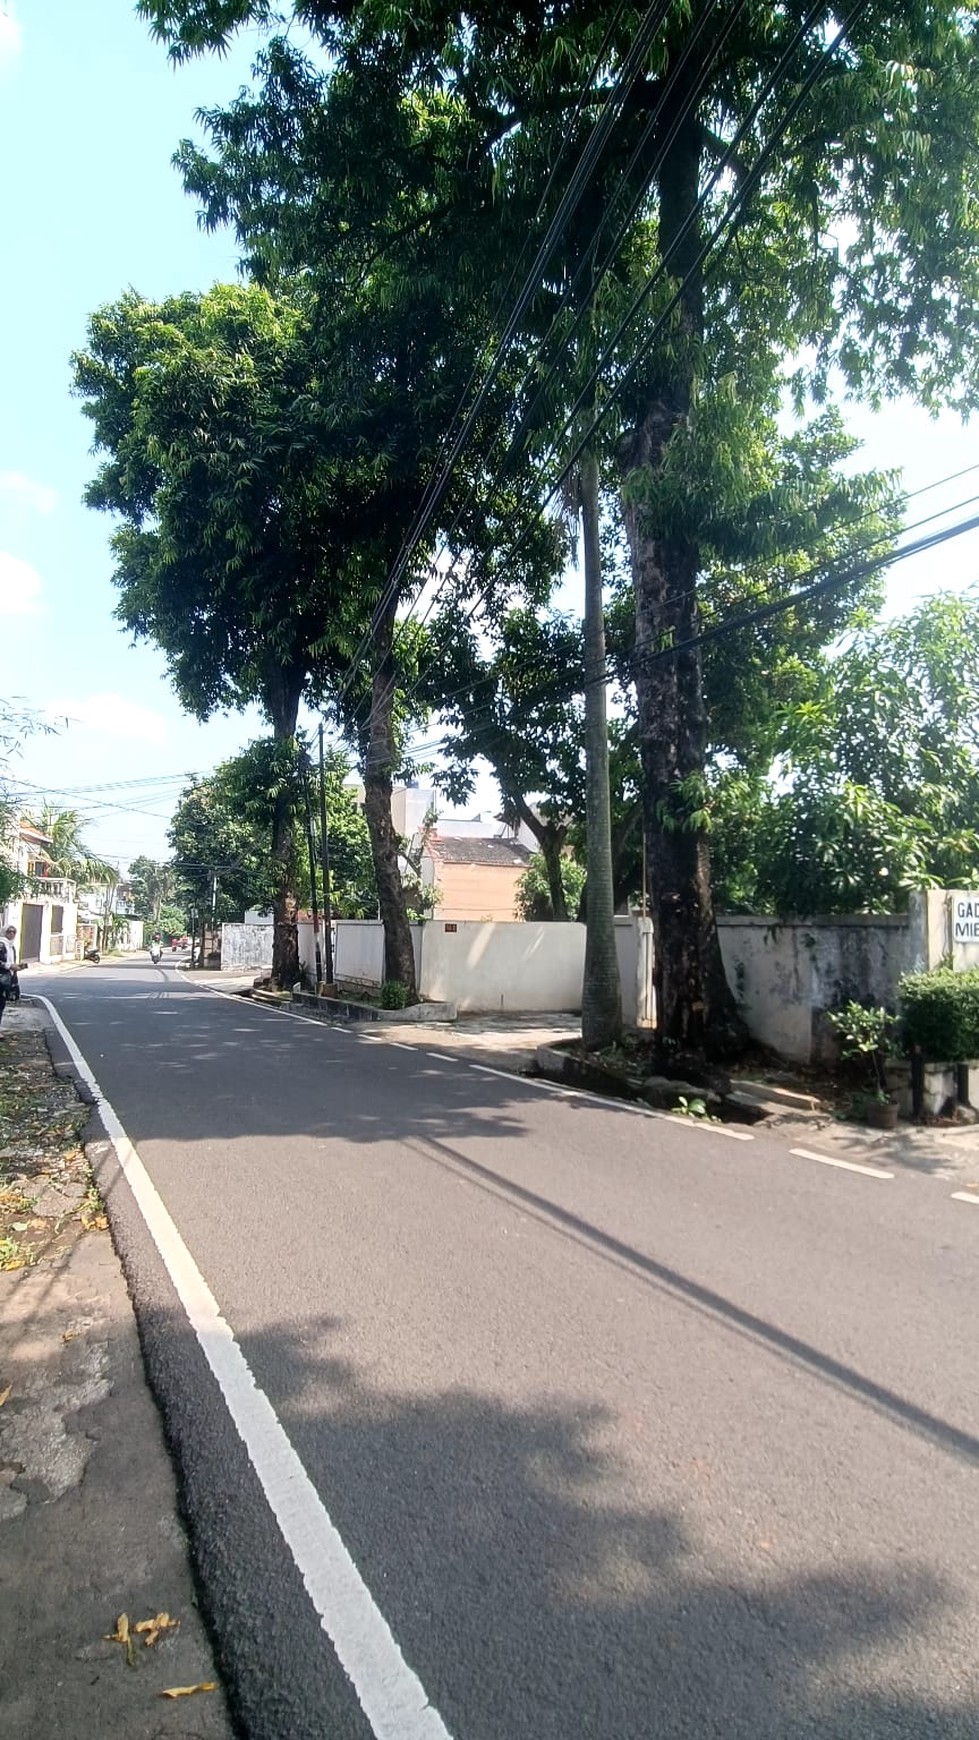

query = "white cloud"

[
  {"left": 0, "top": 6, "right": 22, "bottom": 67},
  {"left": 45, "top": 693, "right": 168, "bottom": 747},
  {"left": 0, "top": 550, "right": 43, "bottom": 615},
  {"left": 0, "top": 471, "right": 56, "bottom": 515}
]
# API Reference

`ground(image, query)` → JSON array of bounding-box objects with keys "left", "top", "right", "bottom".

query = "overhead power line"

[
  {"left": 368, "top": 501, "right": 979, "bottom": 772},
  {"left": 350, "top": 0, "right": 866, "bottom": 741},
  {"left": 334, "top": 0, "right": 681, "bottom": 708}
]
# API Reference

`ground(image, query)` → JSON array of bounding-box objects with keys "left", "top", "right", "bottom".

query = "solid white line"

[
  {"left": 790, "top": 1146, "right": 893, "bottom": 1180},
  {"left": 951, "top": 1190, "right": 979, "bottom": 1206},
  {"left": 35, "top": 995, "right": 453, "bottom": 1740},
  {"left": 468, "top": 1062, "right": 754, "bottom": 1139}
]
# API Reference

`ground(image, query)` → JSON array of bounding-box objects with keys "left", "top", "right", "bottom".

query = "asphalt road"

[{"left": 34, "top": 959, "right": 979, "bottom": 1739}]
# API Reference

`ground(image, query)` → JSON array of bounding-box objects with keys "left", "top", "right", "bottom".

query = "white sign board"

[{"left": 953, "top": 895, "right": 979, "bottom": 947}]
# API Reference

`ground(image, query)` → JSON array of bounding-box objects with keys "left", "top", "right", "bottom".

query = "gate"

[{"left": 21, "top": 903, "right": 43, "bottom": 961}]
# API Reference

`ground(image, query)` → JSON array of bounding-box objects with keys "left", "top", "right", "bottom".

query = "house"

[
  {"left": 417, "top": 832, "right": 533, "bottom": 921},
  {"left": 1, "top": 820, "right": 79, "bottom": 963}
]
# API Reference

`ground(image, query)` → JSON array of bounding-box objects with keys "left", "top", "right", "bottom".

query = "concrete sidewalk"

[{"left": 0, "top": 1004, "right": 234, "bottom": 1740}]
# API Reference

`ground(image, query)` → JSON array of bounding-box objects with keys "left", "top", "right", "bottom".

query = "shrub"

[
  {"left": 826, "top": 1002, "right": 898, "bottom": 1097},
  {"left": 380, "top": 980, "right": 409, "bottom": 1009},
  {"left": 899, "top": 966, "right": 979, "bottom": 1061}
]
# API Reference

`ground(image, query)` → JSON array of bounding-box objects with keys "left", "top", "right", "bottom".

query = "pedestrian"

[{"left": 0, "top": 924, "right": 22, "bottom": 1027}]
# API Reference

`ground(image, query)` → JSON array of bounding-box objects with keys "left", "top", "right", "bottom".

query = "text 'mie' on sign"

[{"left": 954, "top": 896, "right": 979, "bottom": 943}]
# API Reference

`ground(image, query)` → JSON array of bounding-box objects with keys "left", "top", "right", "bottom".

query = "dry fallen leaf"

[
  {"left": 104, "top": 1612, "right": 137, "bottom": 1668},
  {"left": 134, "top": 1611, "right": 179, "bottom": 1648},
  {"left": 159, "top": 1683, "right": 217, "bottom": 1699},
  {"left": 0, "top": 1384, "right": 11, "bottom": 1408}
]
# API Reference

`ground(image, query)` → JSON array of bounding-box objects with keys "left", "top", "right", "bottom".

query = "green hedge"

[
  {"left": 899, "top": 967, "right": 979, "bottom": 1061},
  {"left": 380, "top": 980, "right": 409, "bottom": 1009}
]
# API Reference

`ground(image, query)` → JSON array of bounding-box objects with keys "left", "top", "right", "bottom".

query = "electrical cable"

[
  {"left": 381, "top": 0, "right": 739, "bottom": 657},
  {"left": 349, "top": 0, "right": 862, "bottom": 740},
  {"left": 366, "top": 490, "right": 979, "bottom": 770},
  {"left": 334, "top": 0, "right": 678, "bottom": 706}
]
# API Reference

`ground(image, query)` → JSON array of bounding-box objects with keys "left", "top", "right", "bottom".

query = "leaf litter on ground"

[{"left": 0, "top": 1026, "right": 98, "bottom": 1269}]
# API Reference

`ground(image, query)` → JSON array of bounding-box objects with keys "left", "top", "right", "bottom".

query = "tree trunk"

[
  {"left": 508, "top": 792, "right": 568, "bottom": 920},
  {"left": 619, "top": 111, "right": 742, "bottom": 1057},
  {"left": 362, "top": 599, "right": 418, "bottom": 998},
  {"left": 265, "top": 666, "right": 303, "bottom": 990},
  {"left": 579, "top": 444, "right": 622, "bottom": 1051}
]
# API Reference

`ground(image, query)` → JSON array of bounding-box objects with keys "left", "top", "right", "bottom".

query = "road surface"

[{"left": 34, "top": 958, "right": 979, "bottom": 1738}]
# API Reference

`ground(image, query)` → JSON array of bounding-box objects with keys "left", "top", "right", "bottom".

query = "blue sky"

[{"left": 1, "top": 0, "right": 977, "bottom": 870}]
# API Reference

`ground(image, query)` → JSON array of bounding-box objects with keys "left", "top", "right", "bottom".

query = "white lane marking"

[
  {"left": 790, "top": 1146, "right": 893, "bottom": 1180},
  {"left": 191, "top": 983, "right": 361, "bottom": 1033},
  {"left": 35, "top": 995, "right": 453, "bottom": 1740},
  {"left": 190, "top": 986, "right": 757, "bottom": 1143},
  {"left": 951, "top": 1190, "right": 979, "bottom": 1206},
  {"left": 469, "top": 1062, "right": 754, "bottom": 1139}
]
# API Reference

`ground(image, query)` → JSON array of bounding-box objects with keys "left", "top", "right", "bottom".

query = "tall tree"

[
  {"left": 146, "top": 34, "right": 562, "bottom": 992},
  {"left": 127, "top": 856, "right": 180, "bottom": 925},
  {"left": 74, "top": 282, "right": 360, "bottom": 986},
  {"left": 141, "top": 0, "right": 979, "bottom": 1052}
]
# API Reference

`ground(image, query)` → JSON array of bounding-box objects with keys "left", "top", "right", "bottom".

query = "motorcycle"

[
  {"left": 83, "top": 948, "right": 101, "bottom": 964},
  {"left": 149, "top": 944, "right": 162, "bottom": 965}
]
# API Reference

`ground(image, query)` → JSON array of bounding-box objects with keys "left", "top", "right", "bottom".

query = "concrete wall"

[
  {"left": 331, "top": 920, "right": 385, "bottom": 985},
  {"left": 221, "top": 922, "right": 274, "bottom": 973},
  {"left": 4, "top": 895, "right": 80, "bottom": 964},
  {"left": 715, "top": 915, "right": 910, "bottom": 1064},
  {"left": 419, "top": 920, "right": 586, "bottom": 1013}
]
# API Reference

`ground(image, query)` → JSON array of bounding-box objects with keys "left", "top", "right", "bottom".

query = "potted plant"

[{"left": 826, "top": 1002, "right": 900, "bottom": 1129}]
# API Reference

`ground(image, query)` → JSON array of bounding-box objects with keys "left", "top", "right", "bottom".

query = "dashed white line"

[
  {"left": 951, "top": 1190, "right": 979, "bottom": 1206},
  {"left": 790, "top": 1146, "right": 893, "bottom": 1180},
  {"left": 35, "top": 995, "right": 453, "bottom": 1740}
]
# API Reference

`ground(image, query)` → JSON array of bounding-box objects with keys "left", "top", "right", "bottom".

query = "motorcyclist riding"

[{"left": 149, "top": 933, "right": 163, "bottom": 964}]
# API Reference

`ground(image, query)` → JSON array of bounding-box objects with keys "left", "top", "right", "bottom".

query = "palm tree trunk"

[
  {"left": 265, "top": 666, "right": 303, "bottom": 990},
  {"left": 580, "top": 446, "right": 622, "bottom": 1050},
  {"left": 362, "top": 598, "right": 418, "bottom": 998}
]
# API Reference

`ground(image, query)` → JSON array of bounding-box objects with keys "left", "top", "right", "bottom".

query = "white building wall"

[{"left": 419, "top": 920, "right": 585, "bottom": 1013}]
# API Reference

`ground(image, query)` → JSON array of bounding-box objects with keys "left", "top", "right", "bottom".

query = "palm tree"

[{"left": 24, "top": 804, "right": 118, "bottom": 887}]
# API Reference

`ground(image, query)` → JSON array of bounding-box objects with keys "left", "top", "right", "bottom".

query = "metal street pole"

[{"left": 317, "top": 723, "right": 335, "bottom": 985}]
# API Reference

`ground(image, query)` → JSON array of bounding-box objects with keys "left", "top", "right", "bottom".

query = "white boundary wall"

[
  {"left": 228, "top": 913, "right": 647, "bottom": 1017},
  {"left": 418, "top": 920, "right": 585, "bottom": 1013}
]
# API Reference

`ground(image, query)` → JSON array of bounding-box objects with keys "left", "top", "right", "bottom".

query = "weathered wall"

[
  {"left": 715, "top": 915, "right": 910, "bottom": 1064},
  {"left": 221, "top": 922, "right": 274, "bottom": 973}
]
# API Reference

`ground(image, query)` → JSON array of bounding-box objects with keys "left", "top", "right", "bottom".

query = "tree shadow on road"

[{"left": 216, "top": 1311, "right": 979, "bottom": 1740}]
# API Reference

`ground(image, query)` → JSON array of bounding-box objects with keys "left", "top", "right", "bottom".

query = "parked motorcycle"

[{"left": 83, "top": 948, "right": 101, "bottom": 964}]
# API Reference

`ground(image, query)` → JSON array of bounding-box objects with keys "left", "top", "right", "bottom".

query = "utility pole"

[
  {"left": 317, "top": 723, "right": 335, "bottom": 986},
  {"left": 210, "top": 871, "right": 218, "bottom": 963}
]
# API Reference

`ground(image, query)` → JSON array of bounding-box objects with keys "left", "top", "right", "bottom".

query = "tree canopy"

[
  {"left": 712, "top": 593, "right": 979, "bottom": 915},
  {"left": 136, "top": 0, "right": 979, "bottom": 1048}
]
